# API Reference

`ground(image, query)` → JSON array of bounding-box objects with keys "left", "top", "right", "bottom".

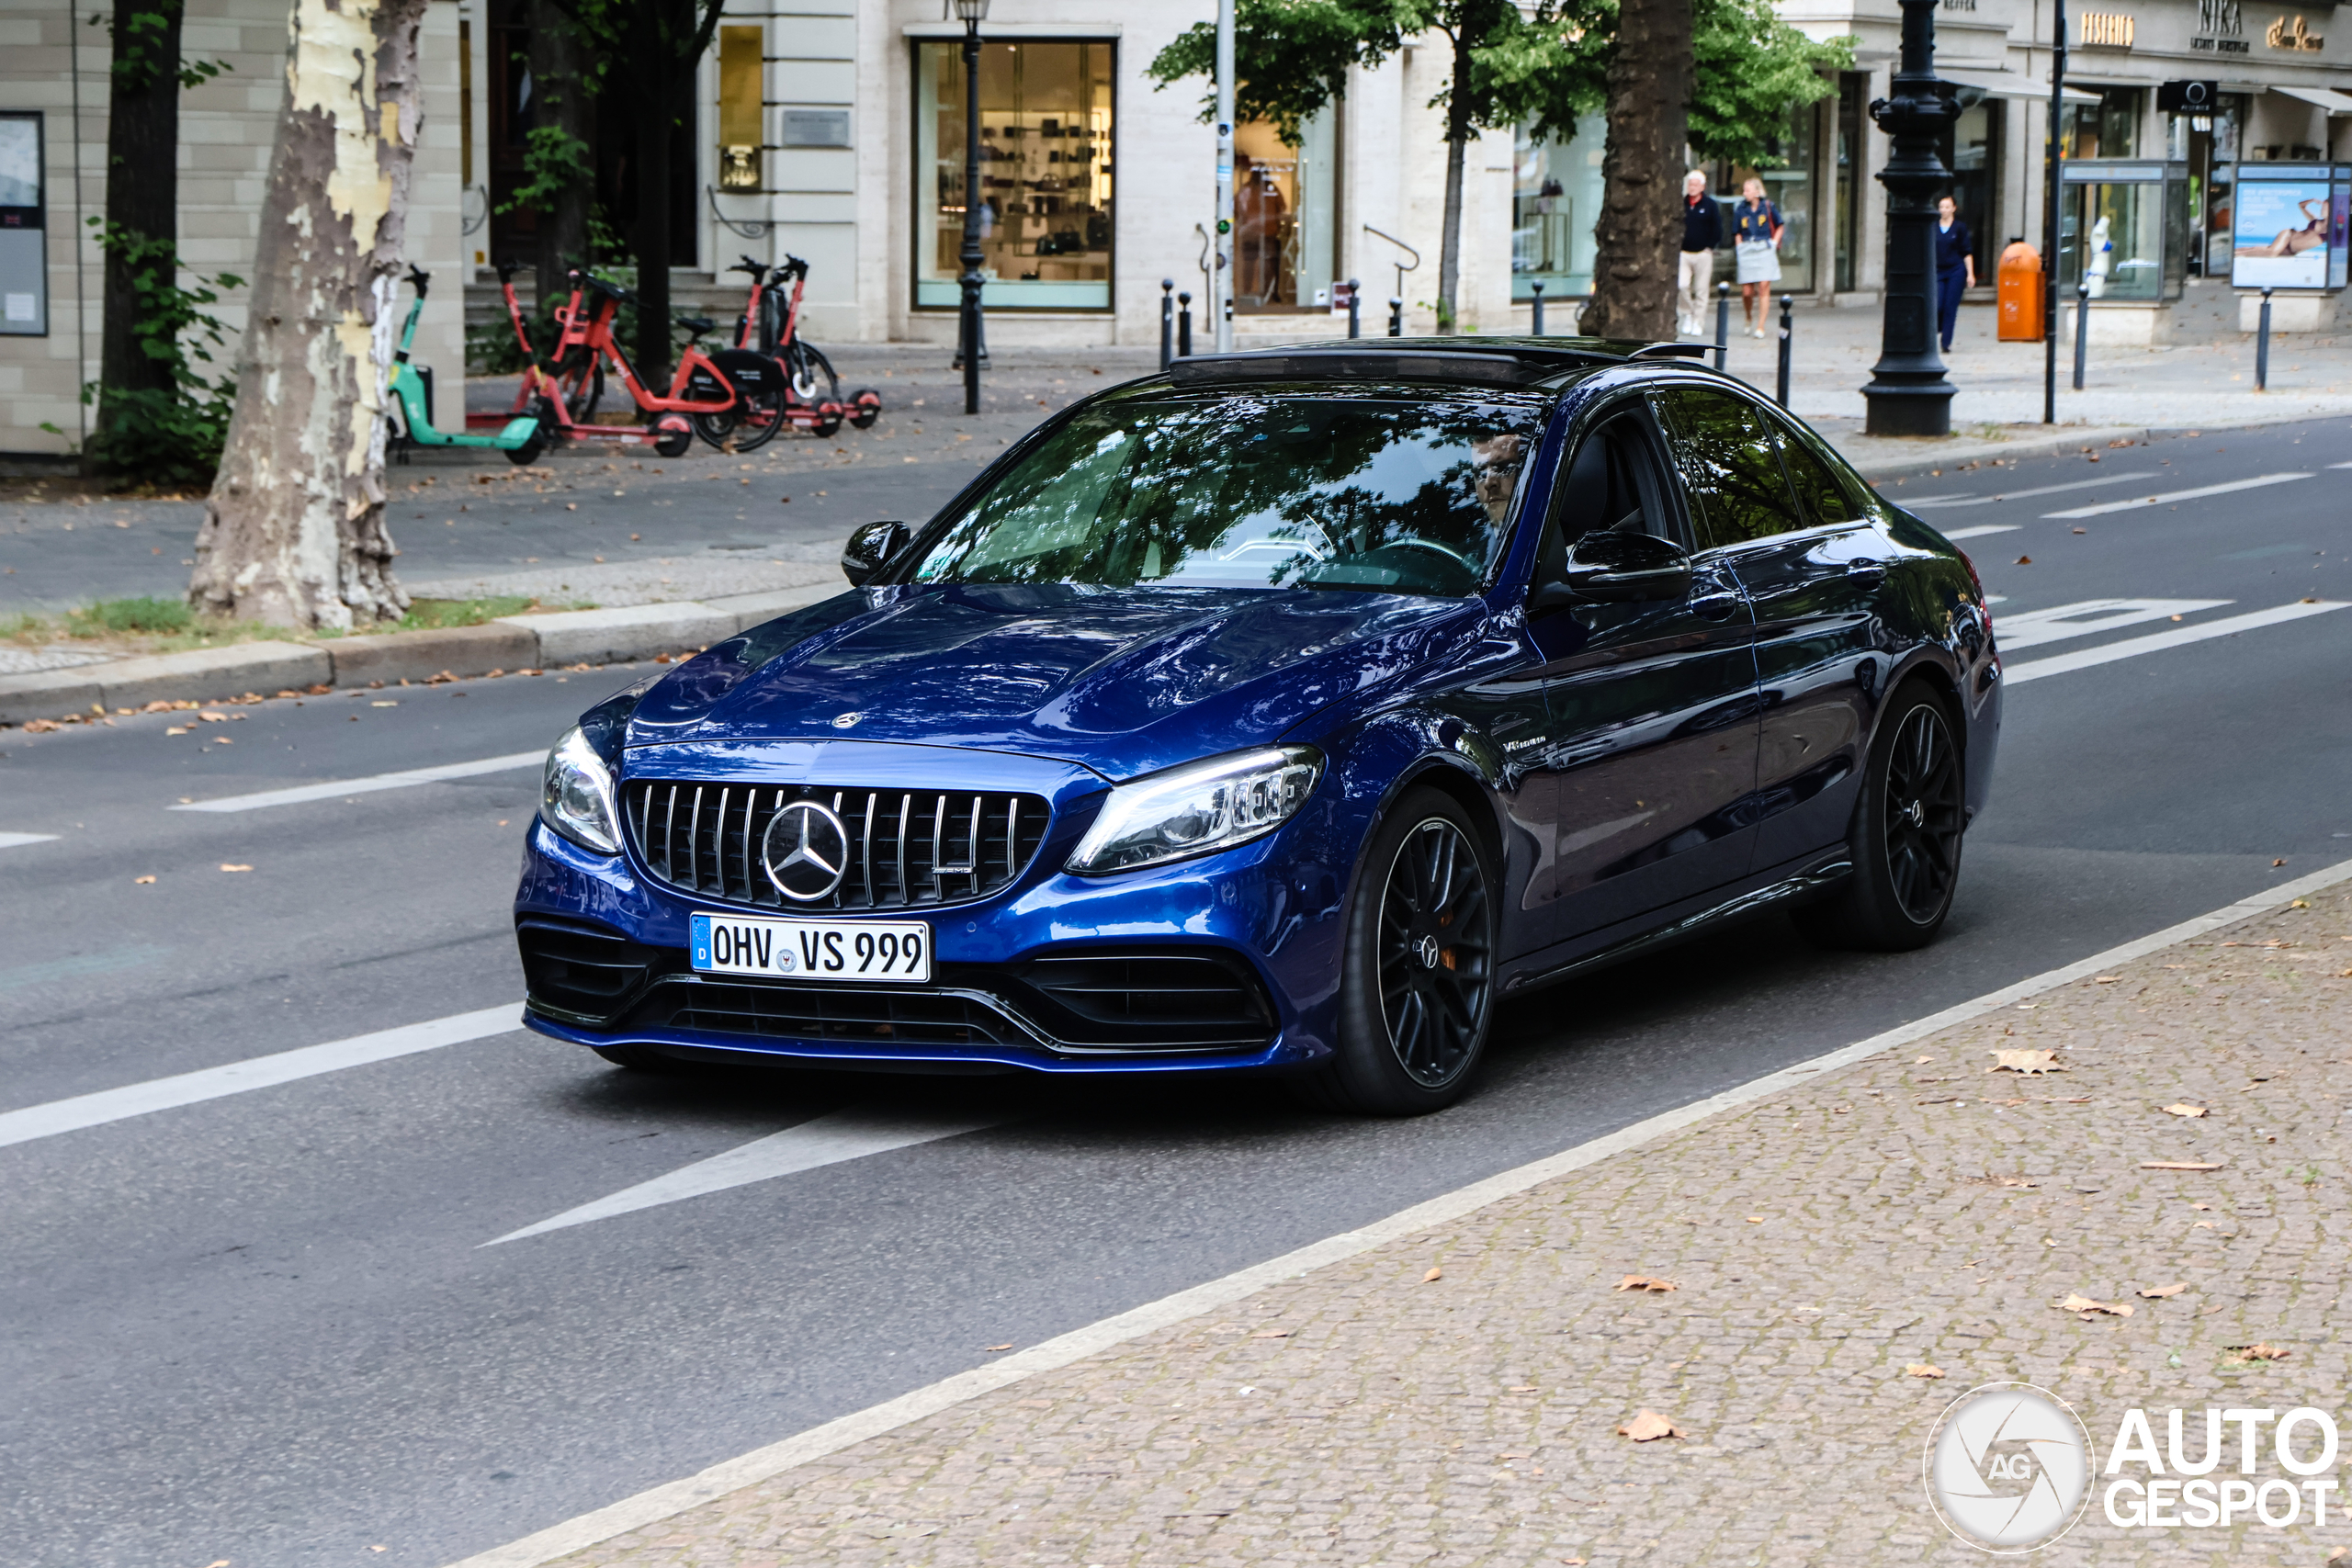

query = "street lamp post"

[
  {"left": 1860, "top": 0, "right": 1959, "bottom": 436},
  {"left": 956, "top": 0, "right": 989, "bottom": 416}
]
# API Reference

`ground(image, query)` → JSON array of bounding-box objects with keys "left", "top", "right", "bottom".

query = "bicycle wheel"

[
  {"left": 786, "top": 341, "right": 842, "bottom": 436},
  {"left": 724, "top": 378, "right": 786, "bottom": 452}
]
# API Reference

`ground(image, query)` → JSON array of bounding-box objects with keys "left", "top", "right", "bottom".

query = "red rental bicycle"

[
  {"left": 468, "top": 261, "right": 693, "bottom": 455},
  {"left": 548, "top": 269, "right": 784, "bottom": 456},
  {"left": 721, "top": 253, "right": 880, "bottom": 446}
]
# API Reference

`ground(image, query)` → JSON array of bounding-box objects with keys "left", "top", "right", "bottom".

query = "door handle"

[
  {"left": 1689, "top": 591, "right": 1742, "bottom": 621},
  {"left": 1844, "top": 561, "right": 1887, "bottom": 583}
]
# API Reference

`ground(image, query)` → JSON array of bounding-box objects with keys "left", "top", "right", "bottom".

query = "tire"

[
  {"left": 651, "top": 417, "right": 695, "bottom": 459},
  {"left": 708, "top": 378, "right": 786, "bottom": 452},
  {"left": 1793, "top": 680, "right": 1967, "bottom": 952},
  {"left": 786, "top": 342, "right": 843, "bottom": 436},
  {"left": 560, "top": 359, "right": 603, "bottom": 425},
  {"left": 847, "top": 388, "right": 883, "bottom": 429},
  {"left": 503, "top": 421, "right": 546, "bottom": 465},
  {"left": 1291, "top": 787, "right": 1498, "bottom": 1115}
]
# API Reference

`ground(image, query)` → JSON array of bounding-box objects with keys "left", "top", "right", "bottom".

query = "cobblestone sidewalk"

[{"left": 500, "top": 872, "right": 2352, "bottom": 1568}]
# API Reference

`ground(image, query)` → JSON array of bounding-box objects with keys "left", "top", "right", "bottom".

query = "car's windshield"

[{"left": 906, "top": 394, "right": 1543, "bottom": 597}]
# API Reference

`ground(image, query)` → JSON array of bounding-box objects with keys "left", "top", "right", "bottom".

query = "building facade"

[{"left": 9, "top": 0, "right": 2352, "bottom": 457}]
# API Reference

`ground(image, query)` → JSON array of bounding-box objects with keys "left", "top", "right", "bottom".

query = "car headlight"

[
  {"left": 1067, "top": 745, "right": 1322, "bottom": 874},
  {"left": 540, "top": 724, "right": 620, "bottom": 854}
]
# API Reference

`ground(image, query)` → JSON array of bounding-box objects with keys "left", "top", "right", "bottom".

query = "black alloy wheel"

[
  {"left": 1795, "top": 680, "right": 1966, "bottom": 951},
  {"left": 1295, "top": 787, "right": 1498, "bottom": 1115},
  {"left": 1881, "top": 701, "right": 1964, "bottom": 923}
]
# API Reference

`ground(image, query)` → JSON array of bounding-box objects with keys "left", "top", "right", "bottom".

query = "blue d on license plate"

[{"left": 689, "top": 912, "right": 932, "bottom": 983}]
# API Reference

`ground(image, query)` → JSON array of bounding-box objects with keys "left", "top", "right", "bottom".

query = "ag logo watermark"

[{"left": 1923, "top": 1383, "right": 2095, "bottom": 1551}]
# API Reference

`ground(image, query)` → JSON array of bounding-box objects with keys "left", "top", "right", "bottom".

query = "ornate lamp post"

[
  {"left": 956, "top": 0, "right": 989, "bottom": 415},
  {"left": 1861, "top": 0, "right": 1959, "bottom": 436}
]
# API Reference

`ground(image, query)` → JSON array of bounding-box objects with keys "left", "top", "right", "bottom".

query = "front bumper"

[{"left": 513, "top": 755, "right": 1351, "bottom": 1075}]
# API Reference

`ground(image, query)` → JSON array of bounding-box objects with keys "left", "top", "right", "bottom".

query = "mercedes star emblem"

[
  {"left": 832, "top": 711, "right": 864, "bottom": 729},
  {"left": 761, "top": 799, "right": 851, "bottom": 902}
]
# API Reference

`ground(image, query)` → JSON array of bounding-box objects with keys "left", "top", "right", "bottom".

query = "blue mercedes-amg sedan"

[{"left": 515, "top": 340, "right": 2000, "bottom": 1113}]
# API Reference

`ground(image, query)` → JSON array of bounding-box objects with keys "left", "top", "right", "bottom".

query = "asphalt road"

[{"left": 3, "top": 419, "right": 2348, "bottom": 1567}]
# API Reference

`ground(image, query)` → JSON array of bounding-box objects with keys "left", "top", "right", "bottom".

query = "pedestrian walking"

[
  {"left": 1935, "top": 194, "right": 1976, "bottom": 353},
  {"left": 1678, "top": 170, "right": 1722, "bottom": 338},
  {"left": 1731, "top": 176, "right": 1783, "bottom": 337}
]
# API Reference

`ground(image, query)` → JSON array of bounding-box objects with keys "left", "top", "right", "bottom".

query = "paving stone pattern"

[{"left": 560, "top": 880, "right": 2352, "bottom": 1567}]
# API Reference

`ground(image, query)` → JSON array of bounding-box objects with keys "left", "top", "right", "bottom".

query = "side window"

[
  {"left": 1650, "top": 387, "right": 1804, "bottom": 550},
  {"left": 1537, "top": 409, "right": 1678, "bottom": 583},
  {"left": 1768, "top": 418, "right": 1859, "bottom": 528}
]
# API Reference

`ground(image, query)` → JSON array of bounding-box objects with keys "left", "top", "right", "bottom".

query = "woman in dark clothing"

[{"left": 1935, "top": 195, "right": 1976, "bottom": 353}]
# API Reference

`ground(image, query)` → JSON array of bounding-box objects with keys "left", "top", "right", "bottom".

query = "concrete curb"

[{"left": 0, "top": 581, "right": 843, "bottom": 727}]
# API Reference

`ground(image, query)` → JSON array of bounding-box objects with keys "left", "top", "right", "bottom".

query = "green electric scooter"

[{"left": 386, "top": 265, "right": 546, "bottom": 465}]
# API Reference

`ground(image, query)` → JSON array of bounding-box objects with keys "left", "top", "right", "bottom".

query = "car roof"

[{"left": 1160, "top": 335, "right": 1715, "bottom": 393}]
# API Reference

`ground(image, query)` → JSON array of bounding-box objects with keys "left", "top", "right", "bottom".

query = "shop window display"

[
  {"left": 1232, "top": 107, "right": 1337, "bottom": 312},
  {"left": 916, "top": 40, "right": 1114, "bottom": 310},
  {"left": 1514, "top": 118, "right": 1604, "bottom": 299}
]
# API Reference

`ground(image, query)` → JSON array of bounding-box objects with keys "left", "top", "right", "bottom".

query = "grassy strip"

[{"left": 3, "top": 593, "right": 579, "bottom": 660}]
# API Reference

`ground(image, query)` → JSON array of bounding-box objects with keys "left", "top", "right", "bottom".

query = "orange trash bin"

[{"left": 1997, "top": 241, "right": 2045, "bottom": 342}]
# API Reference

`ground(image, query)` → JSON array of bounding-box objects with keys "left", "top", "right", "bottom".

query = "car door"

[
  {"left": 1652, "top": 385, "right": 1888, "bottom": 875},
  {"left": 1522, "top": 396, "right": 1764, "bottom": 944}
]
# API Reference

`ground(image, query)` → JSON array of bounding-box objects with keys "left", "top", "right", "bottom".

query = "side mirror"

[
  {"left": 1561, "top": 532, "right": 1692, "bottom": 604},
  {"left": 841, "top": 520, "right": 910, "bottom": 586}
]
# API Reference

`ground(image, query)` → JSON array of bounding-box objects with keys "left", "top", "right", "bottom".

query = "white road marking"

[
  {"left": 1907, "top": 472, "right": 2157, "bottom": 509},
  {"left": 2043, "top": 471, "right": 2312, "bottom": 519},
  {"left": 170, "top": 751, "right": 543, "bottom": 813},
  {"left": 0, "top": 1004, "right": 524, "bottom": 1151},
  {"left": 438, "top": 858, "right": 2352, "bottom": 1568},
  {"left": 1995, "top": 598, "right": 2232, "bottom": 650},
  {"left": 2004, "top": 600, "right": 2346, "bottom": 684},
  {"left": 486, "top": 1108, "right": 1006, "bottom": 1245},
  {"left": 0, "top": 831, "right": 60, "bottom": 850},
  {"left": 2329, "top": 461, "right": 2352, "bottom": 469},
  {"left": 1939, "top": 525, "right": 2022, "bottom": 541}
]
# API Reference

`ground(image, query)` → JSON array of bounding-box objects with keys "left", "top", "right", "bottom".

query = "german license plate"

[{"left": 688, "top": 912, "right": 932, "bottom": 983}]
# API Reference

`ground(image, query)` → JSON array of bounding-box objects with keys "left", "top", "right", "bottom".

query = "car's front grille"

[
  {"left": 634, "top": 976, "right": 1019, "bottom": 1046},
  {"left": 623, "top": 780, "right": 1051, "bottom": 910}
]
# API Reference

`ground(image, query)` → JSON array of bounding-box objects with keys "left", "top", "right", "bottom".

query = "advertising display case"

[{"left": 2229, "top": 162, "right": 2351, "bottom": 289}]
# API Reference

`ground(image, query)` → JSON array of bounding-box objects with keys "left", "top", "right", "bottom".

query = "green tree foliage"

[
  {"left": 1689, "top": 0, "right": 1850, "bottom": 166},
  {"left": 82, "top": 221, "right": 242, "bottom": 486}
]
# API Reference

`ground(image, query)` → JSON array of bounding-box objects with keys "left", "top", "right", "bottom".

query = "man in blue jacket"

[{"left": 1679, "top": 170, "right": 1724, "bottom": 337}]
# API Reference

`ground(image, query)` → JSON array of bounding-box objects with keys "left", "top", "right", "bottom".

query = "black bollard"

[
  {"left": 1388, "top": 297, "right": 1404, "bottom": 337},
  {"left": 1178, "top": 291, "right": 1193, "bottom": 359},
  {"left": 1530, "top": 280, "right": 1545, "bottom": 337},
  {"left": 2072, "top": 280, "right": 2089, "bottom": 391},
  {"left": 1776, "top": 295, "right": 1793, "bottom": 408},
  {"left": 2256, "top": 286, "right": 2274, "bottom": 391},
  {"left": 1713, "top": 281, "right": 1731, "bottom": 371},
  {"left": 1347, "top": 277, "right": 1362, "bottom": 340},
  {"left": 1159, "top": 280, "right": 1174, "bottom": 372}
]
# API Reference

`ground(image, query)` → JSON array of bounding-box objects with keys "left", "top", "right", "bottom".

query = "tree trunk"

[
  {"left": 1577, "top": 0, "right": 1692, "bottom": 341},
  {"left": 1437, "top": 136, "right": 1464, "bottom": 332},
  {"left": 630, "top": 89, "right": 673, "bottom": 398},
  {"left": 527, "top": 0, "right": 591, "bottom": 305},
  {"left": 95, "top": 0, "right": 186, "bottom": 446},
  {"left": 190, "top": 0, "right": 429, "bottom": 630}
]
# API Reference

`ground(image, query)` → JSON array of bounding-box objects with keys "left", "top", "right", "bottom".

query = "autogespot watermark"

[{"left": 1924, "top": 1383, "right": 2345, "bottom": 1551}]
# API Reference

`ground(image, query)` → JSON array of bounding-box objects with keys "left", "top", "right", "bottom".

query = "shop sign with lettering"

[
  {"left": 2193, "top": 0, "right": 2251, "bottom": 51},
  {"left": 2264, "top": 12, "right": 2324, "bottom": 49},
  {"left": 2080, "top": 10, "right": 2137, "bottom": 45}
]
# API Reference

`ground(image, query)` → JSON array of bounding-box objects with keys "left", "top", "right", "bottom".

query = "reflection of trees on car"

[{"left": 913, "top": 395, "right": 1541, "bottom": 597}]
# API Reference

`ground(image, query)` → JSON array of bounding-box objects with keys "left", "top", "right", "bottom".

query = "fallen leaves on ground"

[
  {"left": 219, "top": 863, "right": 252, "bottom": 873},
  {"left": 2164, "top": 1104, "right": 2210, "bottom": 1118},
  {"left": 1422, "top": 1267, "right": 1443, "bottom": 1283},
  {"left": 1250, "top": 1329, "right": 1291, "bottom": 1339},
  {"left": 2138, "top": 1282, "right": 2187, "bottom": 1299},
  {"left": 2232, "top": 1343, "right": 2290, "bottom": 1361},
  {"left": 1745, "top": 1215, "right": 1765, "bottom": 1224},
  {"left": 1614, "top": 1275, "right": 1679, "bottom": 1293},
  {"left": 1990, "top": 1050, "right": 2064, "bottom": 1075},
  {"left": 164, "top": 726, "right": 188, "bottom": 736},
  {"left": 2059, "top": 1292, "right": 2134, "bottom": 1318},
  {"left": 983, "top": 1344, "right": 1013, "bottom": 1353},
  {"left": 132, "top": 874, "right": 155, "bottom": 885},
  {"left": 2143, "top": 1160, "right": 2225, "bottom": 1171},
  {"left": 1905, "top": 1363, "right": 1947, "bottom": 1379},
  {"left": 1617, "top": 1409, "right": 1684, "bottom": 1441}
]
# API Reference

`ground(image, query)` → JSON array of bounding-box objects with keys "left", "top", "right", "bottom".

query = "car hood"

[{"left": 626, "top": 582, "right": 1476, "bottom": 781}]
